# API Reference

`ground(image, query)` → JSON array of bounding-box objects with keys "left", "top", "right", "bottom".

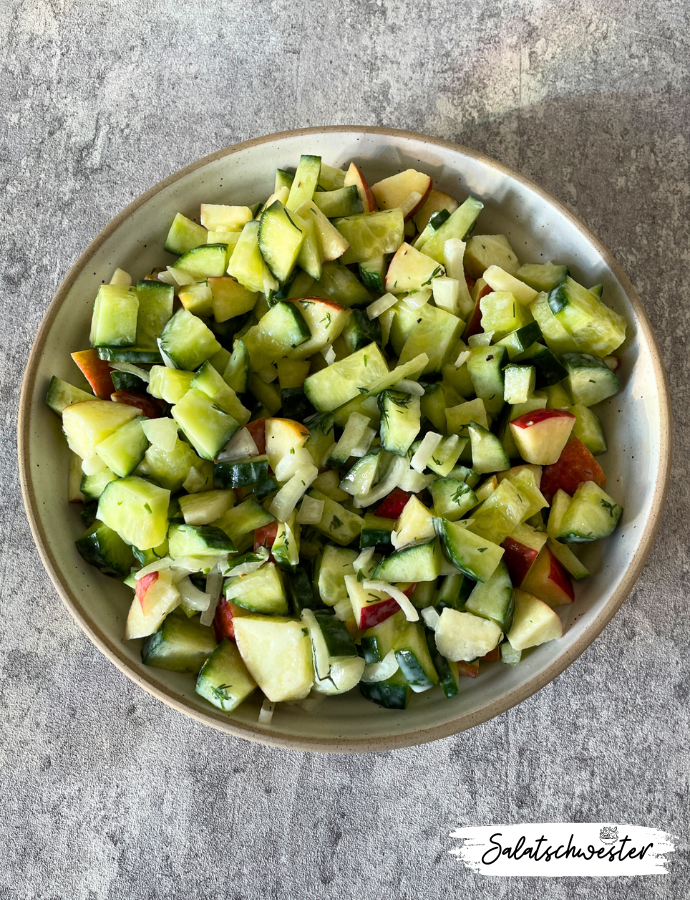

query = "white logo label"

[{"left": 449, "top": 824, "right": 675, "bottom": 877}]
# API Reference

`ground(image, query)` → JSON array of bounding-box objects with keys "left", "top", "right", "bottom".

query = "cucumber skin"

[
  {"left": 142, "top": 614, "right": 217, "bottom": 674},
  {"left": 75, "top": 521, "right": 134, "bottom": 577},
  {"left": 359, "top": 674, "right": 411, "bottom": 710}
]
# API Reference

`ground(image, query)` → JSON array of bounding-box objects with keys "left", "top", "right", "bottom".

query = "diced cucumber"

[
  {"left": 286, "top": 155, "right": 321, "bottom": 211},
  {"left": 529, "top": 291, "right": 579, "bottom": 355},
  {"left": 548, "top": 277, "right": 626, "bottom": 357},
  {"left": 425, "top": 629, "right": 460, "bottom": 698},
  {"left": 75, "top": 519, "right": 134, "bottom": 577},
  {"left": 562, "top": 352, "right": 619, "bottom": 406},
  {"left": 62, "top": 399, "right": 140, "bottom": 460},
  {"left": 543, "top": 382, "right": 572, "bottom": 408},
  {"left": 214, "top": 455, "right": 269, "bottom": 489},
  {"left": 90, "top": 285, "right": 138, "bottom": 348},
  {"left": 296, "top": 215, "right": 322, "bottom": 280},
  {"left": 435, "top": 573, "right": 473, "bottom": 612},
  {"left": 310, "top": 261, "right": 372, "bottom": 308},
  {"left": 430, "top": 478, "right": 477, "bottom": 521},
  {"left": 142, "top": 612, "right": 217, "bottom": 674},
  {"left": 191, "top": 361, "right": 250, "bottom": 426},
  {"left": 227, "top": 220, "right": 278, "bottom": 295},
  {"left": 359, "top": 668, "right": 411, "bottom": 709},
  {"left": 339, "top": 448, "right": 382, "bottom": 498},
  {"left": 358, "top": 255, "right": 387, "bottom": 292},
  {"left": 243, "top": 300, "right": 311, "bottom": 369},
  {"left": 258, "top": 201, "right": 306, "bottom": 283},
  {"left": 110, "top": 370, "right": 146, "bottom": 393},
  {"left": 137, "top": 438, "right": 205, "bottom": 493},
  {"left": 224, "top": 562, "right": 288, "bottom": 614},
  {"left": 313, "top": 185, "right": 362, "bottom": 218},
  {"left": 341, "top": 309, "right": 381, "bottom": 354},
  {"left": 394, "top": 620, "right": 438, "bottom": 690},
  {"left": 172, "top": 388, "right": 239, "bottom": 461},
  {"left": 195, "top": 639, "right": 257, "bottom": 712},
  {"left": 304, "top": 343, "right": 389, "bottom": 412},
  {"left": 396, "top": 303, "right": 463, "bottom": 376},
  {"left": 208, "top": 277, "right": 257, "bottom": 323},
  {"left": 434, "top": 516, "right": 504, "bottom": 583},
  {"left": 98, "top": 476, "right": 170, "bottom": 550},
  {"left": 470, "top": 477, "right": 531, "bottom": 544},
  {"left": 512, "top": 342, "right": 568, "bottom": 388},
  {"left": 178, "top": 489, "right": 234, "bottom": 525},
  {"left": 555, "top": 481, "right": 623, "bottom": 544},
  {"left": 318, "top": 163, "right": 346, "bottom": 191},
  {"left": 372, "top": 538, "right": 442, "bottom": 583},
  {"left": 97, "top": 346, "right": 162, "bottom": 364},
  {"left": 568, "top": 403, "right": 607, "bottom": 455},
  {"left": 315, "top": 544, "right": 358, "bottom": 606},
  {"left": 464, "top": 561, "right": 514, "bottom": 631},
  {"left": 335, "top": 209, "right": 405, "bottom": 265},
  {"left": 80, "top": 460, "right": 118, "bottom": 500},
  {"left": 168, "top": 523, "right": 235, "bottom": 558},
  {"left": 463, "top": 233, "right": 519, "bottom": 278},
  {"left": 148, "top": 366, "right": 194, "bottom": 404},
  {"left": 361, "top": 513, "right": 396, "bottom": 549},
  {"left": 445, "top": 397, "right": 489, "bottom": 437},
  {"left": 135, "top": 280, "right": 174, "bottom": 348},
  {"left": 311, "top": 609, "right": 358, "bottom": 659},
  {"left": 223, "top": 339, "right": 250, "bottom": 395},
  {"left": 495, "top": 321, "right": 543, "bottom": 359},
  {"left": 159, "top": 309, "right": 221, "bottom": 371},
  {"left": 94, "top": 415, "right": 148, "bottom": 477},
  {"left": 214, "top": 498, "right": 275, "bottom": 544},
  {"left": 46, "top": 377, "right": 94, "bottom": 415},
  {"left": 503, "top": 365, "right": 535, "bottom": 404},
  {"left": 233, "top": 615, "right": 314, "bottom": 702},
  {"left": 419, "top": 197, "right": 484, "bottom": 265},
  {"left": 178, "top": 281, "right": 214, "bottom": 317},
  {"left": 516, "top": 262, "right": 568, "bottom": 292},
  {"left": 172, "top": 244, "right": 228, "bottom": 279},
  {"left": 467, "top": 344, "right": 507, "bottom": 416},
  {"left": 413, "top": 207, "right": 451, "bottom": 250},
  {"left": 378, "top": 390, "right": 421, "bottom": 456},
  {"left": 165, "top": 212, "right": 207, "bottom": 255},
  {"left": 468, "top": 421, "right": 510, "bottom": 474},
  {"left": 479, "top": 291, "right": 532, "bottom": 339}
]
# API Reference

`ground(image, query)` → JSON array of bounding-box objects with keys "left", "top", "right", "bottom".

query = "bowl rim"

[{"left": 18, "top": 125, "right": 672, "bottom": 753}]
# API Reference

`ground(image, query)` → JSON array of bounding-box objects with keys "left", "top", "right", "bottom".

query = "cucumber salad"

[{"left": 47, "top": 154, "right": 626, "bottom": 718}]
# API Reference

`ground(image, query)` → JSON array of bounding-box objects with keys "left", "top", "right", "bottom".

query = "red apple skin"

[
  {"left": 375, "top": 488, "right": 412, "bottom": 520},
  {"left": 254, "top": 521, "right": 278, "bottom": 550},
  {"left": 213, "top": 599, "right": 248, "bottom": 642},
  {"left": 136, "top": 571, "right": 159, "bottom": 612},
  {"left": 501, "top": 536, "right": 540, "bottom": 586},
  {"left": 521, "top": 547, "right": 574, "bottom": 607},
  {"left": 540, "top": 437, "right": 607, "bottom": 504},
  {"left": 358, "top": 596, "right": 401, "bottom": 630},
  {"left": 463, "top": 283, "right": 492, "bottom": 339},
  {"left": 405, "top": 180, "right": 432, "bottom": 220},
  {"left": 344, "top": 163, "right": 377, "bottom": 213},
  {"left": 111, "top": 390, "right": 162, "bottom": 419},
  {"left": 71, "top": 349, "right": 113, "bottom": 400},
  {"left": 511, "top": 408, "right": 577, "bottom": 430},
  {"left": 245, "top": 418, "right": 266, "bottom": 455},
  {"left": 457, "top": 660, "right": 480, "bottom": 678},
  {"left": 480, "top": 646, "right": 500, "bottom": 662}
]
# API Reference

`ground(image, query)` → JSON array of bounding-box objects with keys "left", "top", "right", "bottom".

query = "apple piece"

[
  {"left": 510, "top": 408, "right": 576, "bottom": 465},
  {"left": 457, "top": 660, "right": 480, "bottom": 678},
  {"left": 501, "top": 523, "right": 548, "bottom": 586},
  {"left": 540, "top": 437, "right": 606, "bottom": 504},
  {"left": 497, "top": 464, "right": 543, "bottom": 487},
  {"left": 371, "top": 169, "right": 432, "bottom": 220},
  {"left": 375, "top": 487, "right": 413, "bottom": 520},
  {"left": 287, "top": 298, "right": 350, "bottom": 360},
  {"left": 346, "top": 575, "right": 401, "bottom": 630},
  {"left": 254, "top": 520, "right": 278, "bottom": 550},
  {"left": 111, "top": 390, "right": 162, "bottom": 419},
  {"left": 507, "top": 589, "right": 563, "bottom": 651},
  {"left": 385, "top": 242, "right": 444, "bottom": 294},
  {"left": 463, "top": 281, "right": 492, "bottom": 340},
  {"left": 521, "top": 546, "right": 574, "bottom": 607},
  {"left": 71, "top": 349, "right": 114, "bottom": 400},
  {"left": 344, "top": 162, "right": 377, "bottom": 213},
  {"left": 413, "top": 189, "right": 459, "bottom": 232},
  {"left": 136, "top": 571, "right": 160, "bottom": 613},
  {"left": 264, "top": 417, "right": 310, "bottom": 471},
  {"left": 480, "top": 646, "right": 500, "bottom": 662},
  {"left": 213, "top": 597, "right": 250, "bottom": 642},
  {"left": 125, "top": 573, "right": 180, "bottom": 640},
  {"left": 245, "top": 418, "right": 266, "bottom": 455}
]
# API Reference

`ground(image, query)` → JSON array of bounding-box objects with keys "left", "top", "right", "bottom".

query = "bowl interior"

[{"left": 20, "top": 129, "right": 669, "bottom": 751}]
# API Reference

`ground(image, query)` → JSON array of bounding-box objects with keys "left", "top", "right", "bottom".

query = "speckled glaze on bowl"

[{"left": 18, "top": 127, "right": 671, "bottom": 753}]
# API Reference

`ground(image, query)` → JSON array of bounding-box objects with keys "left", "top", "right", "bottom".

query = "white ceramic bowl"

[{"left": 19, "top": 127, "right": 671, "bottom": 752}]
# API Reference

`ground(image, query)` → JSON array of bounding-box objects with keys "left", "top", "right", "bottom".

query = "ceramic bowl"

[{"left": 18, "top": 127, "right": 671, "bottom": 752}]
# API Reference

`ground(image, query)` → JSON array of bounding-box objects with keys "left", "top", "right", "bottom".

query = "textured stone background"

[{"left": 1, "top": 0, "right": 688, "bottom": 896}]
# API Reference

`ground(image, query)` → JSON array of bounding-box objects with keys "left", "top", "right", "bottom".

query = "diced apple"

[
  {"left": 413, "top": 189, "right": 459, "bottom": 232},
  {"left": 385, "top": 242, "right": 444, "bottom": 294},
  {"left": 264, "top": 417, "right": 310, "bottom": 471},
  {"left": 501, "top": 522, "right": 548, "bottom": 586},
  {"left": 510, "top": 408, "right": 576, "bottom": 465},
  {"left": 254, "top": 520, "right": 278, "bottom": 550},
  {"left": 540, "top": 437, "right": 606, "bottom": 504},
  {"left": 288, "top": 298, "right": 350, "bottom": 360},
  {"left": 245, "top": 418, "right": 266, "bottom": 455},
  {"left": 136, "top": 571, "right": 159, "bottom": 613},
  {"left": 375, "top": 488, "right": 413, "bottom": 520},
  {"left": 507, "top": 589, "right": 563, "bottom": 651},
  {"left": 111, "top": 390, "right": 162, "bottom": 419},
  {"left": 463, "top": 281, "right": 492, "bottom": 340},
  {"left": 71, "top": 349, "right": 114, "bottom": 400},
  {"left": 521, "top": 546, "right": 574, "bottom": 607},
  {"left": 497, "top": 464, "right": 543, "bottom": 487},
  {"left": 213, "top": 598, "right": 250, "bottom": 642},
  {"left": 345, "top": 575, "right": 400, "bottom": 630},
  {"left": 125, "top": 574, "right": 180, "bottom": 640},
  {"left": 371, "top": 169, "right": 432, "bottom": 220},
  {"left": 344, "top": 162, "right": 377, "bottom": 213}
]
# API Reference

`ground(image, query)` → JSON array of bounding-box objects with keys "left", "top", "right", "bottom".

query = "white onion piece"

[
  {"left": 398, "top": 468, "right": 435, "bottom": 493},
  {"left": 182, "top": 466, "right": 207, "bottom": 494},
  {"left": 166, "top": 265, "right": 196, "bottom": 286},
  {"left": 421, "top": 606, "right": 441, "bottom": 631},
  {"left": 443, "top": 240, "right": 475, "bottom": 316},
  {"left": 269, "top": 464, "right": 318, "bottom": 520},
  {"left": 402, "top": 288, "right": 431, "bottom": 311},
  {"left": 297, "top": 495, "right": 325, "bottom": 525},
  {"left": 393, "top": 379, "right": 425, "bottom": 396},
  {"left": 454, "top": 349, "right": 470, "bottom": 368},
  {"left": 109, "top": 361, "right": 150, "bottom": 382},
  {"left": 275, "top": 446, "right": 313, "bottom": 482},
  {"left": 410, "top": 432, "right": 443, "bottom": 473},
  {"left": 399, "top": 190, "right": 423, "bottom": 217},
  {"left": 177, "top": 576, "right": 211, "bottom": 611},
  {"left": 200, "top": 571, "right": 223, "bottom": 626},
  {"left": 362, "top": 580, "right": 419, "bottom": 622},
  {"left": 258, "top": 699, "right": 275, "bottom": 725},
  {"left": 216, "top": 428, "right": 259, "bottom": 462},
  {"left": 353, "top": 455, "right": 409, "bottom": 508},
  {"left": 350, "top": 426, "right": 376, "bottom": 458},
  {"left": 156, "top": 270, "right": 177, "bottom": 285},
  {"left": 362, "top": 650, "right": 400, "bottom": 683},
  {"left": 157, "top": 338, "right": 178, "bottom": 368},
  {"left": 223, "top": 547, "right": 269, "bottom": 577},
  {"left": 353, "top": 546, "right": 375, "bottom": 574},
  {"left": 366, "top": 292, "right": 398, "bottom": 319},
  {"left": 109, "top": 267, "right": 132, "bottom": 287},
  {"left": 302, "top": 608, "right": 330, "bottom": 680},
  {"left": 321, "top": 344, "right": 336, "bottom": 365},
  {"left": 135, "top": 557, "right": 175, "bottom": 579}
]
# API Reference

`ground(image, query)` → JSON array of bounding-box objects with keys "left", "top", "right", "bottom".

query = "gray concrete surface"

[{"left": 1, "top": 0, "right": 688, "bottom": 896}]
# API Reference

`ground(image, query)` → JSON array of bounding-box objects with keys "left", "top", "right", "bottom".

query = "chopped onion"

[
  {"left": 353, "top": 455, "right": 409, "bottom": 508},
  {"left": 268, "top": 464, "right": 318, "bottom": 520},
  {"left": 275, "top": 446, "right": 313, "bottom": 482},
  {"left": 366, "top": 292, "right": 398, "bottom": 319},
  {"left": 421, "top": 607, "right": 441, "bottom": 631},
  {"left": 362, "top": 650, "right": 399, "bottom": 683},
  {"left": 166, "top": 265, "right": 196, "bottom": 286},
  {"left": 454, "top": 349, "right": 470, "bottom": 368},
  {"left": 142, "top": 418, "right": 178, "bottom": 452},
  {"left": 443, "top": 240, "right": 475, "bottom": 317},
  {"left": 302, "top": 608, "right": 330, "bottom": 680},
  {"left": 157, "top": 338, "right": 178, "bottom": 368},
  {"left": 223, "top": 547, "right": 269, "bottom": 577},
  {"left": 410, "top": 431, "right": 443, "bottom": 473},
  {"left": 353, "top": 546, "right": 375, "bottom": 574},
  {"left": 321, "top": 344, "right": 336, "bottom": 365},
  {"left": 399, "top": 190, "right": 423, "bottom": 217},
  {"left": 350, "top": 426, "right": 376, "bottom": 458},
  {"left": 432, "top": 276, "right": 461, "bottom": 315},
  {"left": 362, "top": 580, "right": 419, "bottom": 622},
  {"left": 177, "top": 576, "right": 211, "bottom": 611},
  {"left": 393, "top": 379, "right": 425, "bottom": 396},
  {"left": 216, "top": 428, "right": 259, "bottom": 462},
  {"left": 109, "top": 268, "right": 132, "bottom": 287},
  {"left": 182, "top": 466, "right": 207, "bottom": 494},
  {"left": 333, "top": 596, "right": 354, "bottom": 623},
  {"left": 402, "top": 288, "right": 431, "bottom": 311},
  {"left": 109, "top": 361, "right": 150, "bottom": 382},
  {"left": 258, "top": 699, "right": 275, "bottom": 725},
  {"left": 170, "top": 555, "right": 229, "bottom": 575},
  {"left": 134, "top": 556, "right": 175, "bottom": 579},
  {"left": 257, "top": 364, "right": 278, "bottom": 384},
  {"left": 200, "top": 571, "right": 223, "bottom": 626},
  {"left": 156, "top": 270, "right": 177, "bottom": 285},
  {"left": 297, "top": 495, "right": 325, "bottom": 525},
  {"left": 468, "top": 331, "right": 493, "bottom": 347},
  {"left": 398, "top": 468, "right": 435, "bottom": 493}
]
